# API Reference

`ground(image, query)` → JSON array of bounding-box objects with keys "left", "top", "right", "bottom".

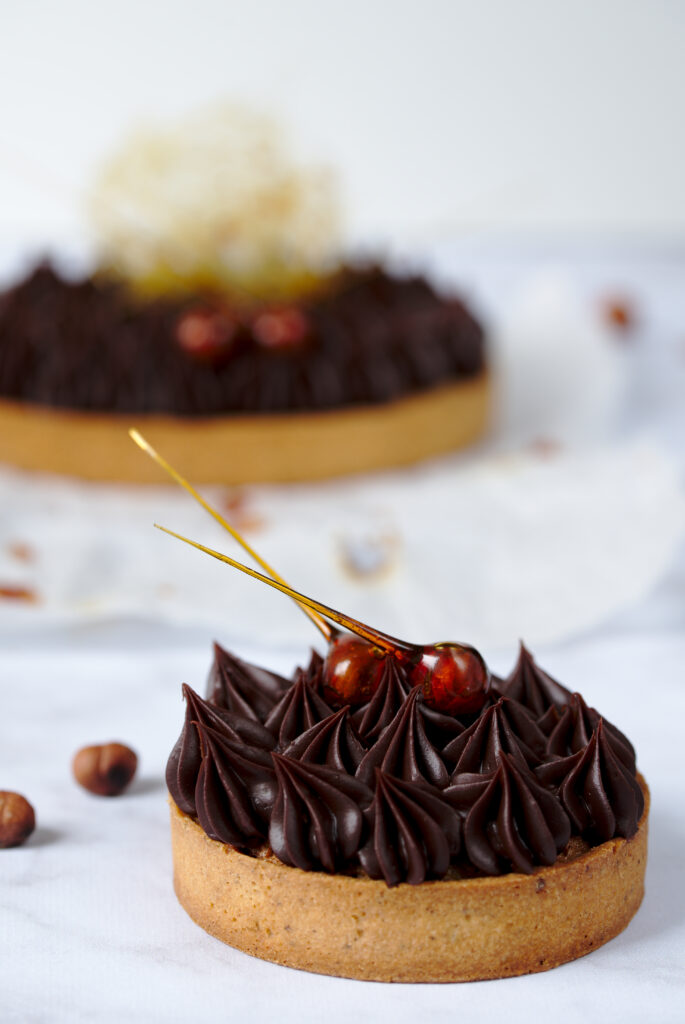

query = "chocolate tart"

[
  {"left": 165, "top": 643, "right": 649, "bottom": 982},
  {"left": 0, "top": 263, "right": 488, "bottom": 482}
]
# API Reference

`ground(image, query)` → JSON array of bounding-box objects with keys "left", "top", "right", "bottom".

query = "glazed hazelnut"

[
  {"left": 0, "top": 791, "right": 36, "bottom": 848},
  {"left": 72, "top": 742, "right": 138, "bottom": 796}
]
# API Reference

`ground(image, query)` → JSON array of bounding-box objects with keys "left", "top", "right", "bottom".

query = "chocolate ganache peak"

[
  {"left": 194, "top": 722, "right": 277, "bottom": 850},
  {"left": 537, "top": 720, "right": 644, "bottom": 843},
  {"left": 207, "top": 642, "right": 289, "bottom": 721},
  {"left": 443, "top": 697, "right": 547, "bottom": 775},
  {"left": 447, "top": 754, "right": 571, "bottom": 876},
  {"left": 355, "top": 687, "right": 449, "bottom": 789},
  {"left": 166, "top": 683, "right": 275, "bottom": 816},
  {"left": 269, "top": 754, "right": 372, "bottom": 872},
  {"left": 545, "top": 692, "right": 636, "bottom": 773},
  {"left": 349, "top": 654, "right": 468, "bottom": 750},
  {"left": 264, "top": 677, "right": 333, "bottom": 747},
  {"left": 351, "top": 657, "right": 410, "bottom": 743},
  {"left": 283, "top": 707, "right": 365, "bottom": 773},
  {"left": 499, "top": 643, "right": 572, "bottom": 727},
  {"left": 417, "top": 701, "right": 469, "bottom": 750},
  {"left": 359, "top": 771, "right": 461, "bottom": 887},
  {"left": 302, "top": 648, "right": 325, "bottom": 688}
]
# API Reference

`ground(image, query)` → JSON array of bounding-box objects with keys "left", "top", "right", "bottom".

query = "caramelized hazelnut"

[
  {"left": 252, "top": 308, "right": 309, "bottom": 349},
  {"left": 0, "top": 791, "right": 36, "bottom": 848},
  {"left": 72, "top": 743, "right": 138, "bottom": 797},
  {"left": 602, "top": 296, "right": 636, "bottom": 334},
  {"left": 175, "top": 307, "right": 239, "bottom": 363}
]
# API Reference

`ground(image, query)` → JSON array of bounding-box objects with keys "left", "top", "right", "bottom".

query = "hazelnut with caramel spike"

[
  {"left": 131, "top": 430, "right": 489, "bottom": 714},
  {"left": 154, "top": 524, "right": 490, "bottom": 716},
  {"left": 130, "top": 429, "right": 385, "bottom": 706}
]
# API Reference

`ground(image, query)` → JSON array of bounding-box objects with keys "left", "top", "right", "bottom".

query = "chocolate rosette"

[
  {"left": 498, "top": 643, "right": 572, "bottom": 731},
  {"left": 264, "top": 677, "right": 333, "bottom": 747},
  {"left": 537, "top": 720, "right": 644, "bottom": 842},
  {"left": 446, "top": 753, "right": 571, "bottom": 875},
  {"left": 283, "top": 707, "right": 365, "bottom": 773},
  {"left": 166, "top": 683, "right": 275, "bottom": 815},
  {"left": 359, "top": 771, "right": 461, "bottom": 887},
  {"left": 269, "top": 754, "right": 372, "bottom": 872},
  {"left": 355, "top": 687, "right": 449, "bottom": 789},
  {"left": 301, "top": 648, "right": 325, "bottom": 688},
  {"left": 194, "top": 722, "right": 277, "bottom": 849},
  {"left": 351, "top": 657, "right": 410, "bottom": 743},
  {"left": 546, "top": 693, "right": 636, "bottom": 773},
  {"left": 207, "top": 642, "right": 289, "bottom": 721},
  {"left": 443, "top": 697, "right": 546, "bottom": 774},
  {"left": 418, "top": 701, "right": 468, "bottom": 750}
]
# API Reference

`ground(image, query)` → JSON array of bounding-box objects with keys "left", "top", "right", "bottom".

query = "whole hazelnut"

[
  {"left": 0, "top": 791, "right": 36, "bottom": 848},
  {"left": 72, "top": 742, "right": 138, "bottom": 797}
]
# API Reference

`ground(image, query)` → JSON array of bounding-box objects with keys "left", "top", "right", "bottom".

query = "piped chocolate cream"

[
  {"left": 167, "top": 642, "right": 644, "bottom": 887},
  {"left": 0, "top": 263, "right": 485, "bottom": 415}
]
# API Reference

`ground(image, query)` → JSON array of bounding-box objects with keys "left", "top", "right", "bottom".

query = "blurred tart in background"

[{"left": 0, "top": 103, "right": 488, "bottom": 483}]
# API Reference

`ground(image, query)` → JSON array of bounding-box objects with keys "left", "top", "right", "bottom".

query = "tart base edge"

[
  {"left": 169, "top": 777, "right": 649, "bottom": 983},
  {"left": 0, "top": 374, "right": 489, "bottom": 484}
]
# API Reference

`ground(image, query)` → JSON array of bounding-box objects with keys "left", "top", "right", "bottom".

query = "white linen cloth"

[{"left": 0, "top": 439, "right": 682, "bottom": 654}]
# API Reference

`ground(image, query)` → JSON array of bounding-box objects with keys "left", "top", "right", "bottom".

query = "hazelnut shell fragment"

[
  {"left": 72, "top": 742, "right": 138, "bottom": 797},
  {"left": 0, "top": 791, "right": 36, "bottom": 848}
]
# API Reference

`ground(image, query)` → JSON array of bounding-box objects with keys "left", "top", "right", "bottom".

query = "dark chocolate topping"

[
  {"left": 545, "top": 693, "right": 636, "bottom": 773},
  {"left": 194, "top": 722, "right": 277, "bottom": 849},
  {"left": 207, "top": 643, "right": 289, "bottom": 721},
  {"left": 351, "top": 657, "right": 410, "bottom": 742},
  {"left": 283, "top": 707, "right": 364, "bottom": 773},
  {"left": 359, "top": 772, "right": 461, "bottom": 887},
  {"left": 447, "top": 754, "right": 571, "bottom": 875},
  {"left": 301, "top": 648, "right": 325, "bottom": 688},
  {"left": 166, "top": 683, "right": 275, "bottom": 816},
  {"left": 264, "top": 678, "right": 333, "bottom": 747},
  {"left": 0, "top": 262, "right": 485, "bottom": 415},
  {"left": 537, "top": 721, "right": 644, "bottom": 842},
  {"left": 355, "top": 687, "right": 449, "bottom": 789},
  {"left": 269, "top": 754, "right": 372, "bottom": 872},
  {"left": 499, "top": 643, "right": 573, "bottom": 722},
  {"left": 166, "top": 686, "right": 204, "bottom": 816},
  {"left": 443, "top": 697, "right": 547, "bottom": 774},
  {"left": 166, "top": 643, "right": 643, "bottom": 886},
  {"left": 418, "top": 702, "right": 468, "bottom": 749}
]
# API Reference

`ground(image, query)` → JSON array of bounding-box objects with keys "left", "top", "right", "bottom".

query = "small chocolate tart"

[{"left": 165, "top": 643, "right": 649, "bottom": 981}]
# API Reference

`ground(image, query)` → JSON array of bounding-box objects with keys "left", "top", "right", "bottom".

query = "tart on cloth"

[{"left": 166, "top": 642, "right": 648, "bottom": 982}]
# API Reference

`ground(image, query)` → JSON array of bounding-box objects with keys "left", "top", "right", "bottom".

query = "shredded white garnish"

[{"left": 88, "top": 102, "right": 341, "bottom": 294}]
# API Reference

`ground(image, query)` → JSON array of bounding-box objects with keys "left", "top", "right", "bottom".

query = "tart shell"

[
  {"left": 0, "top": 374, "right": 489, "bottom": 484},
  {"left": 169, "top": 777, "right": 649, "bottom": 983}
]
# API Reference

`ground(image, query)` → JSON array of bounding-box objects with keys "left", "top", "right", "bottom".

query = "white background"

[{"left": 2, "top": 0, "right": 685, "bottom": 250}]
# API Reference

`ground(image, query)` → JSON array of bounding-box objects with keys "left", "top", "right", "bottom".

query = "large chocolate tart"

[
  {"left": 0, "top": 263, "right": 488, "bottom": 482},
  {"left": 169, "top": 780, "right": 648, "bottom": 983}
]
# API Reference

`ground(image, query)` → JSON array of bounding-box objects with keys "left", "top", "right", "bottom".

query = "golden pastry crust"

[
  {"left": 0, "top": 374, "right": 489, "bottom": 484},
  {"left": 169, "top": 776, "right": 649, "bottom": 982}
]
